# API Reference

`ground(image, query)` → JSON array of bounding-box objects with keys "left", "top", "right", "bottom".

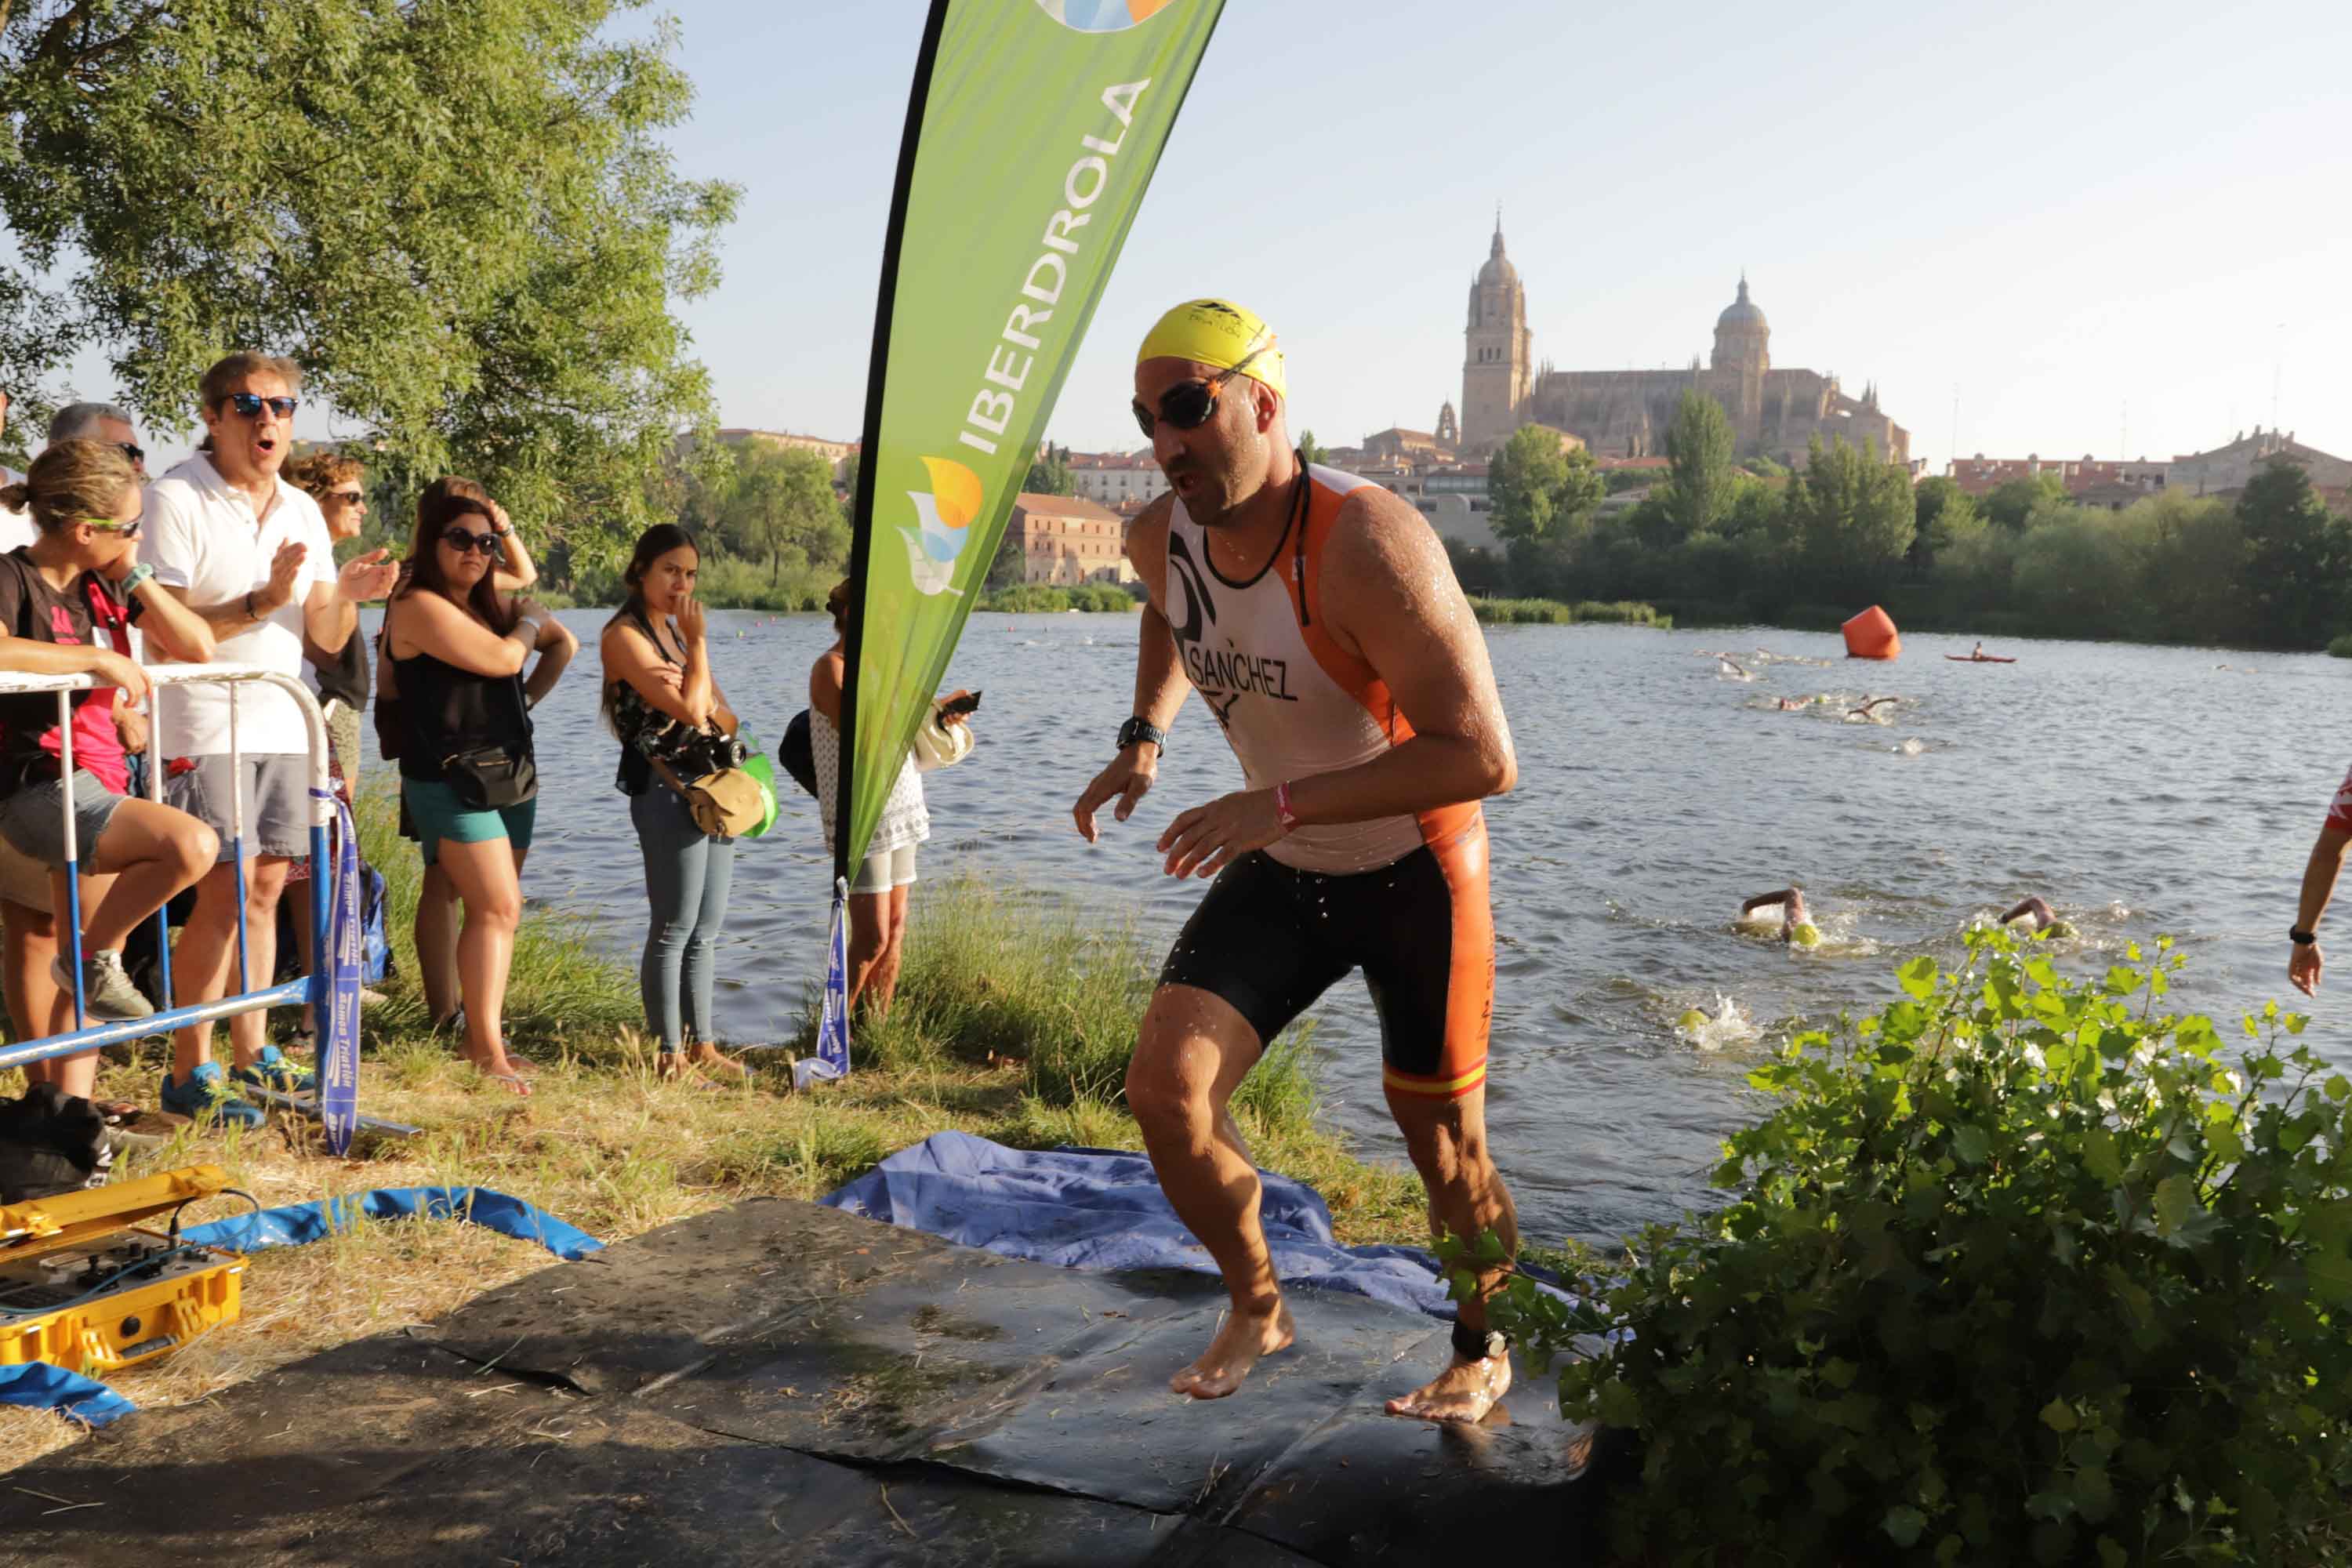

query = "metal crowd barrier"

[{"left": 0, "top": 662, "right": 336, "bottom": 1075}]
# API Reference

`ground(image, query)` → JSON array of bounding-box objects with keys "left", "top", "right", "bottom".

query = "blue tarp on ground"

[
  {"left": 0, "top": 1361, "right": 137, "bottom": 1428},
  {"left": 183, "top": 1185, "right": 604, "bottom": 1261},
  {"left": 822, "top": 1131, "right": 1570, "bottom": 1321}
]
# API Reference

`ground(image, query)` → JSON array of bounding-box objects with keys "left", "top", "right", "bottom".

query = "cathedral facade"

[{"left": 1459, "top": 223, "right": 1911, "bottom": 469}]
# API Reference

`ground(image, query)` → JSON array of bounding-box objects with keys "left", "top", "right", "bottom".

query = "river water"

[{"left": 483, "top": 609, "right": 2342, "bottom": 1244}]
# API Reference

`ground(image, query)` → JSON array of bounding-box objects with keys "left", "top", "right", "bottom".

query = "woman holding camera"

[
  {"left": 809, "top": 579, "right": 970, "bottom": 1021},
  {"left": 601, "top": 524, "right": 746, "bottom": 1082},
  {"left": 383, "top": 484, "right": 573, "bottom": 1094}
]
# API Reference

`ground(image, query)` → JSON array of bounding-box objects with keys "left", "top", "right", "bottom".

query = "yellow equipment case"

[{"left": 0, "top": 1165, "right": 246, "bottom": 1374}]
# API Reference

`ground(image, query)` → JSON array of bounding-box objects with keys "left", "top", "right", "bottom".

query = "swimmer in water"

[
  {"left": 1740, "top": 888, "right": 1821, "bottom": 946},
  {"left": 1999, "top": 895, "right": 2077, "bottom": 939},
  {"left": 1718, "top": 657, "right": 1751, "bottom": 680},
  {"left": 1776, "top": 696, "right": 1808, "bottom": 711},
  {"left": 1848, "top": 695, "right": 1896, "bottom": 721}
]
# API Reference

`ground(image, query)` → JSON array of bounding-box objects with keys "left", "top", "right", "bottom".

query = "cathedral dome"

[
  {"left": 1716, "top": 275, "right": 1767, "bottom": 333},
  {"left": 1477, "top": 223, "right": 1518, "bottom": 288}
]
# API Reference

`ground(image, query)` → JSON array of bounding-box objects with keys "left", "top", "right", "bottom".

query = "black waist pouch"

[{"left": 442, "top": 744, "right": 538, "bottom": 810}]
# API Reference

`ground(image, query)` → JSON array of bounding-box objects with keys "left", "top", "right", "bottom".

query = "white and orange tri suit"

[{"left": 1156, "top": 463, "right": 1496, "bottom": 1102}]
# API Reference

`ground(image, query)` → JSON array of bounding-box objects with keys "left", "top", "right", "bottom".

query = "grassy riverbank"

[
  {"left": 974, "top": 583, "right": 1142, "bottom": 613},
  {"left": 1467, "top": 596, "right": 1670, "bottom": 627},
  {"left": 0, "top": 786, "right": 1428, "bottom": 1470}
]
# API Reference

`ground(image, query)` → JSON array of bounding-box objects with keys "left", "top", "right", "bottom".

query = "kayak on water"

[{"left": 1946, "top": 655, "right": 2017, "bottom": 663}]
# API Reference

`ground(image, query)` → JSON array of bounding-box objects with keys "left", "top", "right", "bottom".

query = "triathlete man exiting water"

[{"left": 1073, "top": 299, "right": 1521, "bottom": 1422}]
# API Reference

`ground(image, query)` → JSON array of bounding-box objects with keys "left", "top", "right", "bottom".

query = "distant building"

[
  {"left": 1942, "top": 430, "right": 2351, "bottom": 511},
  {"left": 1066, "top": 449, "right": 1170, "bottom": 510},
  {"left": 692, "top": 428, "right": 860, "bottom": 481},
  {"left": 2167, "top": 427, "right": 2351, "bottom": 506},
  {"left": 1458, "top": 218, "right": 1911, "bottom": 468},
  {"left": 1944, "top": 453, "right": 2166, "bottom": 499},
  {"left": 1007, "top": 492, "right": 1134, "bottom": 586},
  {"left": 1363, "top": 426, "right": 1455, "bottom": 463}
]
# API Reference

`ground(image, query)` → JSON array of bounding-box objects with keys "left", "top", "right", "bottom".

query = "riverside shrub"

[{"left": 1462, "top": 930, "right": 2352, "bottom": 1565}]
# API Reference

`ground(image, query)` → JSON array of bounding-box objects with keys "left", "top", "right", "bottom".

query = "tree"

[
  {"left": 1788, "top": 435, "right": 1915, "bottom": 597},
  {"left": 720, "top": 445, "right": 848, "bottom": 588},
  {"left": 1907, "top": 475, "right": 1980, "bottom": 572},
  {"left": 1662, "top": 390, "right": 1737, "bottom": 539},
  {"left": 1487, "top": 424, "right": 1601, "bottom": 545},
  {"left": 1297, "top": 429, "right": 1330, "bottom": 467},
  {"left": 0, "top": 0, "right": 739, "bottom": 579},
  {"left": 1981, "top": 473, "right": 2067, "bottom": 532},
  {"left": 1024, "top": 444, "right": 1074, "bottom": 496},
  {"left": 2235, "top": 456, "right": 2351, "bottom": 648}
]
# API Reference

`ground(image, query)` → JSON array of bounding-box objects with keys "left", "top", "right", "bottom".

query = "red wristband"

[{"left": 1274, "top": 780, "right": 1300, "bottom": 836}]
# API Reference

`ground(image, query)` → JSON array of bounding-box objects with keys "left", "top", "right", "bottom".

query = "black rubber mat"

[{"left": 0, "top": 1197, "right": 1599, "bottom": 1566}]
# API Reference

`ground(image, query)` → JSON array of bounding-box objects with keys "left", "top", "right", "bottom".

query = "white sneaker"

[{"left": 52, "top": 949, "right": 154, "bottom": 1022}]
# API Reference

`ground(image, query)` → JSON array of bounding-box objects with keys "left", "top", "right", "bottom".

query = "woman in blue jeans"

[{"left": 600, "top": 525, "right": 746, "bottom": 1083}]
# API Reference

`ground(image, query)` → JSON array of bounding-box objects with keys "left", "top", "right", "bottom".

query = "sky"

[{"left": 37, "top": 0, "right": 2352, "bottom": 475}]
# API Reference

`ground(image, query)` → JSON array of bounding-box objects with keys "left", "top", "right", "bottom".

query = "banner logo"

[
  {"left": 1033, "top": 0, "right": 1171, "bottom": 31},
  {"left": 902, "top": 455, "right": 983, "bottom": 597}
]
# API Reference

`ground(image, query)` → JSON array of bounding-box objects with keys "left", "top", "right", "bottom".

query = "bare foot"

[
  {"left": 1386, "top": 1352, "right": 1512, "bottom": 1423},
  {"left": 686, "top": 1044, "right": 749, "bottom": 1080},
  {"left": 464, "top": 1047, "right": 533, "bottom": 1096},
  {"left": 1171, "top": 1301, "right": 1296, "bottom": 1399}
]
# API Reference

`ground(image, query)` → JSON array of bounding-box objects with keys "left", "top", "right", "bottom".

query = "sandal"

[{"left": 474, "top": 1067, "right": 532, "bottom": 1098}]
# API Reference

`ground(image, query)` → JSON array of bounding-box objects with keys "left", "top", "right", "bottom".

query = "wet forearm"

[
  {"left": 1281, "top": 732, "right": 1508, "bottom": 828},
  {"left": 2298, "top": 833, "right": 2350, "bottom": 932},
  {"left": 1131, "top": 607, "right": 1188, "bottom": 732}
]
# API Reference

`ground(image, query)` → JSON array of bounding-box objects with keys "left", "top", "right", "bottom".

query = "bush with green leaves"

[{"left": 1469, "top": 929, "right": 2352, "bottom": 1565}]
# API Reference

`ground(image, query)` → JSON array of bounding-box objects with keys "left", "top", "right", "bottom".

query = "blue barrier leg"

[
  {"left": 64, "top": 861, "right": 85, "bottom": 1033},
  {"left": 307, "top": 821, "right": 330, "bottom": 1034},
  {"left": 55, "top": 690, "right": 85, "bottom": 1035},
  {"left": 231, "top": 838, "right": 249, "bottom": 998},
  {"left": 154, "top": 903, "right": 173, "bottom": 1012}
]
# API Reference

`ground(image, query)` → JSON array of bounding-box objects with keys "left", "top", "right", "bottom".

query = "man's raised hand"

[{"left": 256, "top": 538, "right": 307, "bottom": 614}]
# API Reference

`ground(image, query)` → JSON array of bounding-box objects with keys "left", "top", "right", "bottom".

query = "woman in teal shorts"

[{"left": 383, "top": 482, "right": 575, "bottom": 1093}]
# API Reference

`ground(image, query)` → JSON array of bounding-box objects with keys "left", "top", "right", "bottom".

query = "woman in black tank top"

[{"left": 382, "top": 480, "right": 575, "bottom": 1094}]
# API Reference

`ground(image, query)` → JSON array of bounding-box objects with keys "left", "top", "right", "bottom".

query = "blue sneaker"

[
  {"left": 160, "top": 1062, "right": 265, "bottom": 1128},
  {"left": 234, "top": 1047, "right": 315, "bottom": 1095}
]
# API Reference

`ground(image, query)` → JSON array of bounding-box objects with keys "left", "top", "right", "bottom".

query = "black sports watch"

[
  {"left": 1450, "top": 1319, "right": 1508, "bottom": 1363},
  {"left": 2291, "top": 927, "right": 2319, "bottom": 946},
  {"left": 1116, "top": 717, "right": 1167, "bottom": 755}
]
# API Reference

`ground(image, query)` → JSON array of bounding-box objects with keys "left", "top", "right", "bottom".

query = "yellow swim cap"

[{"left": 1137, "top": 299, "right": 1286, "bottom": 401}]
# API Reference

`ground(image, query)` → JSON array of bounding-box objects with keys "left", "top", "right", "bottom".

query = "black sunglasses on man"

[
  {"left": 223, "top": 392, "right": 298, "bottom": 419},
  {"left": 1131, "top": 346, "right": 1271, "bottom": 440}
]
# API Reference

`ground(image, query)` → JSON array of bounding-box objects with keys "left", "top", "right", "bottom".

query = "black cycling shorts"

[{"left": 1157, "top": 818, "right": 1494, "bottom": 1101}]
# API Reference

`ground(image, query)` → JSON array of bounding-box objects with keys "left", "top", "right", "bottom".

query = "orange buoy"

[{"left": 1842, "top": 604, "right": 1901, "bottom": 660}]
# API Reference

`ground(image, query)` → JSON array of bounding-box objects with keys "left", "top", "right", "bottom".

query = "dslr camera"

[{"left": 641, "top": 718, "right": 748, "bottom": 777}]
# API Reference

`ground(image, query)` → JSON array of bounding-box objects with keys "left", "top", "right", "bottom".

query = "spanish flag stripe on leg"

[{"left": 1384, "top": 1058, "right": 1488, "bottom": 1099}]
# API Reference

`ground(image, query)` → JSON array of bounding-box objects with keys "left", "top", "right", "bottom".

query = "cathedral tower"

[
  {"left": 1462, "top": 217, "right": 1531, "bottom": 454},
  {"left": 1710, "top": 274, "right": 1769, "bottom": 441}
]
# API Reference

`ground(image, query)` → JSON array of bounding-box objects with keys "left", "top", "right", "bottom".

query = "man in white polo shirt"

[{"left": 140, "top": 351, "right": 397, "bottom": 1126}]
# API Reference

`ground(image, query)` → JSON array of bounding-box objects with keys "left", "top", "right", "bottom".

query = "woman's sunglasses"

[
  {"left": 1131, "top": 347, "right": 1269, "bottom": 440},
  {"left": 78, "top": 517, "right": 142, "bottom": 539},
  {"left": 327, "top": 488, "right": 365, "bottom": 505},
  {"left": 112, "top": 442, "right": 144, "bottom": 465},
  {"left": 223, "top": 392, "right": 298, "bottom": 419},
  {"left": 440, "top": 526, "right": 503, "bottom": 556}
]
